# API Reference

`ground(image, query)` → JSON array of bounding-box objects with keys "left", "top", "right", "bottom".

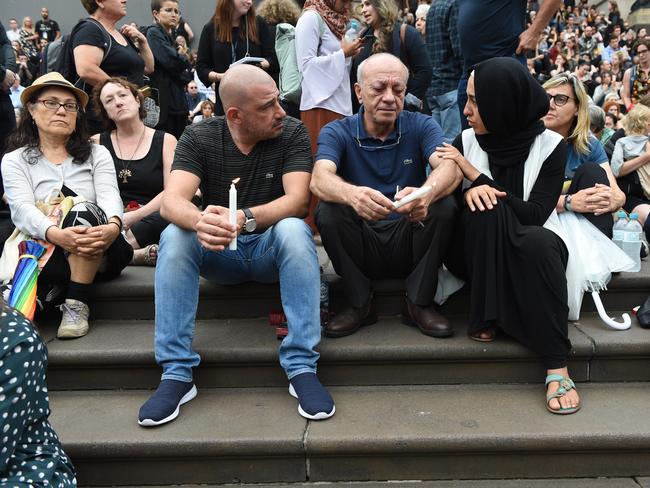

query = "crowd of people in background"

[{"left": 4, "top": 1, "right": 648, "bottom": 134}]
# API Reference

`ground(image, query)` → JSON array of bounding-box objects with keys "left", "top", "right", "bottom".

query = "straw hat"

[{"left": 20, "top": 72, "right": 89, "bottom": 109}]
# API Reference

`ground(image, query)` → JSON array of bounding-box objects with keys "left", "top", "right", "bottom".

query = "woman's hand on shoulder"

[{"left": 464, "top": 185, "right": 507, "bottom": 212}]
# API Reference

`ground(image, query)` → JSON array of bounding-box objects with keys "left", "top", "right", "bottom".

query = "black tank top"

[{"left": 100, "top": 130, "right": 165, "bottom": 206}]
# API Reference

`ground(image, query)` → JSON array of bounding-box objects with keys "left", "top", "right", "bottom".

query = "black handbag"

[{"left": 636, "top": 295, "right": 650, "bottom": 328}]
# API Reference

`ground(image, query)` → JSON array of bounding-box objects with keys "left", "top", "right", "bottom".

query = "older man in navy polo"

[{"left": 310, "top": 53, "right": 462, "bottom": 338}]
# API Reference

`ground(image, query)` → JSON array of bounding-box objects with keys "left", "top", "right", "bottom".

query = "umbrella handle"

[{"left": 591, "top": 291, "right": 631, "bottom": 330}]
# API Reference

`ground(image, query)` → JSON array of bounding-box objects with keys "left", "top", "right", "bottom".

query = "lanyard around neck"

[{"left": 231, "top": 18, "right": 250, "bottom": 63}]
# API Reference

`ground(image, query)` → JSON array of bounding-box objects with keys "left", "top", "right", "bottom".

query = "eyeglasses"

[
  {"left": 547, "top": 93, "right": 575, "bottom": 106},
  {"left": 34, "top": 99, "right": 80, "bottom": 113},
  {"left": 355, "top": 120, "right": 401, "bottom": 150}
]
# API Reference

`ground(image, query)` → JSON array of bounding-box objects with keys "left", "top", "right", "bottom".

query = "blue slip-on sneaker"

[
  {"left": 288, "top": 372, "right": 335, "bottom": 420},
  {"left": 138, "top": 379, "right": 197, "bottom": 427}
]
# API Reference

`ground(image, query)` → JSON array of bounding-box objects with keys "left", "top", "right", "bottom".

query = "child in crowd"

[
  {"left": 611, "top": 104, "right": 650, "bottom": 242},
  {"left": 611, "top": 104, "right": 650, "bottom": 180}
]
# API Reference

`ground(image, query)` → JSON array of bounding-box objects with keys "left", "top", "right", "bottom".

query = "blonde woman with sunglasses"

[{"left": 543, "top": 74, "right": 625, "bottom": 237}]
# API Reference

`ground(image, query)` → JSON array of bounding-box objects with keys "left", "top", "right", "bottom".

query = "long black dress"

[{"left": 454, "top": 137, "right": 571, "bottom": 368}]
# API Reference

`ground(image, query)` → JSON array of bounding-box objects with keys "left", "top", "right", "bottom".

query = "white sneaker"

[{"left": 57, "top": 299, "right": 90, "bottom": 339}]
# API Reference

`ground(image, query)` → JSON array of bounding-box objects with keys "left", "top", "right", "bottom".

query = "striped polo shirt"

[{"left": 172, "top": 116, "right": 313, "bottom": 209}]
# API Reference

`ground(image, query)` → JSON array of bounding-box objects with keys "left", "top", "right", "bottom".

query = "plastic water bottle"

[
  {"left": 623, "top": 212, "right": 643, "bottom": 272},
  {"left": 612, "top": 211, "right": 627, "bottom": 250},
  {"left": 344, "top": 19, "right": 361, "bottom": 43}
]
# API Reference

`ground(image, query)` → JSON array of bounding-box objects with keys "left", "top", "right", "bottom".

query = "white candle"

[
  {"left": 393, "top": 184, "right": 434, "bottom": 209},
  {"left": 229, "top": 178, "right": 238, "bottom": 250}
]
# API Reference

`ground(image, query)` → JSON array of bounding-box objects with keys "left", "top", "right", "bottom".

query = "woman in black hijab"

[{"left": 436, "top": 57, "right": 581, "bottom": 415}]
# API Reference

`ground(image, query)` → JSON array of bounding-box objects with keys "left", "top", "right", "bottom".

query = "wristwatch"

[
  {"left": 242, "top": 208, "right": 257, "bottom": 233},
  {"left": 564, "top": 194, "right": 573, "bottom": 212}
]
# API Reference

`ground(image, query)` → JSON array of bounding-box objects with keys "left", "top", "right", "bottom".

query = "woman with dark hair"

[
  {"left": 608, "top": 1, "right": 625, "bottom": 31},
  {"left": 350, "top": 0, "right": 431, "bottom": 112},
  {"left": 593, "top": 70, "right": 616, "bottom": 106},
  {"left": 550, "top": 52, "right": 569, "bottom": 76},
  {"left": 1, "top": 72, "right": 130, "bottom": 339},
  {"left": 0, "top": 301, "right": 77, "bottom": 485},
  {"left": 195, "top": 0, "right": 278, "bottom": 115},
  {"left": 92, "top": 77, "right": 176, "bottom": 266},
  {"left": 73, "top": 0, "right": 155, "bottom": 134},
  {"left": 563, "top": 36, "right": 578, "bottom": 72},
  {"left": 146, "top": 0, "right": 194, "bottom": 139},
  {"left": 436, "top": 57, "right": 580, "bottom": 415}
]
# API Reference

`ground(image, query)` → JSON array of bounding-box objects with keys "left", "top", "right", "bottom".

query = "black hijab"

[{"left": 473, "top": 57, "right": 549, "bottom": 169}]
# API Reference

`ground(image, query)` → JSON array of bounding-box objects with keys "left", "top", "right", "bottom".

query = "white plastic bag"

[{"left": 557, "top": 211, "right": 636, "bottom": 320}]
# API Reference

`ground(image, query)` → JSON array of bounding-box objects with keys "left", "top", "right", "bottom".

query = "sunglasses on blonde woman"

[{"left": 547, "top": 93, "right": 575, "bottom": 106}]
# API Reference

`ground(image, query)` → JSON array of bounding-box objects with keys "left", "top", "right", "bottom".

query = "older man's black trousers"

[{"left": 315, "top": 196, "right": 457, "bottom": 309}]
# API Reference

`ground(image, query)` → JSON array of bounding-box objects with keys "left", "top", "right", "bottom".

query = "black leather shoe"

[
  {"left": 401, "top": 298, "right": 453, "bottom": 338},
  {"left": 324, "top": 302, "right": 377, "bottom": 338}
]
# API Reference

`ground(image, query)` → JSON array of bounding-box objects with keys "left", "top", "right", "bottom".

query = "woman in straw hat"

[{"left": 2, "top": 72, "right": 132, "bottom": 339}]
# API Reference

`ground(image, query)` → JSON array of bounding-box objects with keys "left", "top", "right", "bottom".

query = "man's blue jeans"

[
  {"left": 426, "top": 88, "right": 461, "bottom": 143},
  {"left": 154, "top": 218, "right": 321, "bottom": 383}
]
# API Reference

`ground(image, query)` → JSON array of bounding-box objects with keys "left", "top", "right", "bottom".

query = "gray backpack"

[{"left": 275, "top": 14, "right": 324, "bottom": 105}]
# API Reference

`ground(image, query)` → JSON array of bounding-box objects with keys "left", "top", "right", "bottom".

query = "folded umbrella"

[
  {"left": 558, "top": 211, "right": 636, "bottom": 330},
  {"left": 8, "top": 240, "right": 47, "bottom": 320}
]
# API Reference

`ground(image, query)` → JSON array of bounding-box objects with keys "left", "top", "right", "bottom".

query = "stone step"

[
  {"left": 49, "top": 383, "right": 650, "bottom": 486},
  {"left": 111, "top": 479, "right": 648, "bottom": 488},
  {"left": 41, "top": 313, "right": 650, "bottom": 391},
  {"left": 85, "top": 260, "right": 650, "bottom": 321}
]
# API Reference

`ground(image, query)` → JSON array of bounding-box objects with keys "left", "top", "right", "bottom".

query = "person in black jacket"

[
  {"left": 195, "top": 0, "right": 278, "bottom": 116},
  {"left": 351, "top": 0, "right": 431, "bottom": 113},
  {"left": 147, "top": 0, "right": 194, "bottom": 139},
  {"left": 0, "top": 20, "right": 17, "bottom": 158},
  {"left": 0, "top": 19, "right": 18, "bottom": 246}
]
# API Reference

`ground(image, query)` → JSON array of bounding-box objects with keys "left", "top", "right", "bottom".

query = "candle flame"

[{"left": 232, "top": 177, "right": 240, "bottom": 185}]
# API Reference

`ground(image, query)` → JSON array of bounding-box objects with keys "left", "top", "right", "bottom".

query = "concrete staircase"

[{"left": 42, "top": 256, "right": 650, "bottom": 486}]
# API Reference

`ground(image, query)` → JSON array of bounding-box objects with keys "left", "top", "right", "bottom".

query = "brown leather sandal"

[
  {"left": 469, "top": 327, "right": 497, "bottom": 343},
  {"left": 131, "top": 244, "right": 158, "bottom": 266}
]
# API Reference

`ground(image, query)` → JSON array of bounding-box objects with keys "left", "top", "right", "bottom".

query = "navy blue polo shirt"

[
  {"left": 457, "top": 0, "right": 527, "bottom": 72},
  {"left": 316, "top": 110, "right": 445, "bottom": 205}
]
